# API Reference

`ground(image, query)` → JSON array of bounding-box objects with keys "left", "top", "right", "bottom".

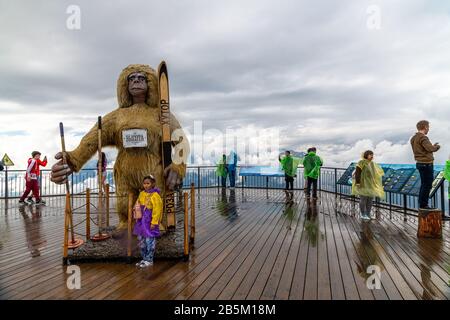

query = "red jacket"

[{"left": 26, "top": 158, "right": 47, "bottom": 180}]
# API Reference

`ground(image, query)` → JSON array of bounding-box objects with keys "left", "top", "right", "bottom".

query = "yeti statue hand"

[
  {"left": 164, "top": 163, "right": 185, "bottom": 191},
  {"left": 50, "top": 152, "right": 74, "bottom": 184}
]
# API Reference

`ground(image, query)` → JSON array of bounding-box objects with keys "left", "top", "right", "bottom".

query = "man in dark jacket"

[{"left": 410, "top": 120, "right": 440, "bottom": 209}]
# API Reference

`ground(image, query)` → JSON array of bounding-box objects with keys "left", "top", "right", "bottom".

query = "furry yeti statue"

[{"left": 50, "top": 64, "right": 188, "bottom": 229}]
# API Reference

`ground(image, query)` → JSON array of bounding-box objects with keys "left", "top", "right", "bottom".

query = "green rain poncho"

[
  {"left": 303, "top": 152, "right": 323, "bottom": 179},
  {"left": 351, "top": 159, "right": 385, "bottom": 199},
  {"left": 444, "top": 160, "right": 450, "bottom": 196},
  {"left": 279, "top": 155, "right": 302, "bottom": 177},
  {"left": 216, "top": 157, "right": 227, "bottom": 177}
]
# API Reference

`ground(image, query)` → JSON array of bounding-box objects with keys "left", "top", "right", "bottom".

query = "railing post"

[
  {"left": 4, "top": 166, "right": 8, "bottom": 201},
  {"left": 197, "top": 167, "right": 201, "bottom": 201},
  {"left": 183, "top": 192, "right": 189, "bottom": 260},
  {"left": 403, "top": 193, "right": 407, "bottom": 222},
  {"left": 389, "top": 193, "right": 392, "bottom": 219},
  {"left": 266, "top": 176, "right": 269, "bottom": 190},
  {"left": 190, "top": 183, "right": 195, "bottom": 244},
  {"left": 70, "top": 175, "right": 74, "bottom": 208},
  {"left": 106, "top": 183, "right": 110, "bottom": 227},
  {"left": 318, "top": 170, "right": 322, "bottom": 191},
  {"left": 440, "top": 183, "right": 445, "bottom": 219},
  {"left": 39, "top": 174, "right": 43, "bottom": 198},
  {"left": 86, "top": 188, "right": 91, "bottom": 241},
  {"left": 334, "top": 168, "right": 338, "bottom": 197},
  {"left": 432, "top": 193, "right": 436, "bottom": 209}
]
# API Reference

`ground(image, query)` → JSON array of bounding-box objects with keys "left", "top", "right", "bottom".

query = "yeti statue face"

[
  {"left": 127, "top": 72, "right": 148, "bottom": 98},
  {"left": 117, "top": 64, "right": 158, "bottom": 108}
]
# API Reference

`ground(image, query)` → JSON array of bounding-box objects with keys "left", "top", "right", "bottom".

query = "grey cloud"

[{"left": 1, "top": 0, "right": 450, "bottom": 165}]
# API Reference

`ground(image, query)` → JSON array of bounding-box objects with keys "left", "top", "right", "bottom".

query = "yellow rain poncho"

[{"left": 351, "top": 159, "right": 385, "bottom": 199}]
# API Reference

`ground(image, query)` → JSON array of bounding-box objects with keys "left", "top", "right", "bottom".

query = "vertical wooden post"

[
  {"left": 59, "top": 122, "right": 75, "bottom": 243},
  {"left": 184, "top": 192, "right": 189, "bottom": 259},
  {"left": 106, "top": 184, "right": 110, "bottom": 227},
  {"left": 190, "top": 183, "right": 195, "bottom": 244},
  {"left": 86, "top": 188, "right": 91, "bottom": 241},
  {"left": 97, "top": 116, "right": 103, "bottom": 234},
  {"left": 68, "top": 205, "right": 75, "bottom": 244},
  {"left": 127, "top": 192, "right": 133, "bottom": 258},
  {"left": 63, "top": 193, "right": 69, "bottom": 259},
  {"left": 98, "top": 192, "right": 102, "bottom": 234}
]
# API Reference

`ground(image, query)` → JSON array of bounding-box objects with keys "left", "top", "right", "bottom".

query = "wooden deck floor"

[{"left": 0, "top": 188, "right": 449, "bottom": 300}]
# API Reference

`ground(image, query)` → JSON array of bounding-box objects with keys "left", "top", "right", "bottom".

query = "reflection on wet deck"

[{"left": 0, "top": 189, "right": 449, "bottom": 300}]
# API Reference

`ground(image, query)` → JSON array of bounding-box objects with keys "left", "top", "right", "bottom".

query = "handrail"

[
  {"left": 1, "top": 164, "right": 347, "bottom": 173},
  {"left": 1, "top": 165, "right": 448, "bottom": 217}
]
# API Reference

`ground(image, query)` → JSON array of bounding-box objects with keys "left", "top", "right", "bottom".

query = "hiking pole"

[{"left": 59, "top": 122, "right": 83, "bottom": 249}]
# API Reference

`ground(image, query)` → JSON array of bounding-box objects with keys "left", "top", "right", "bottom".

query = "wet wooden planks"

[{"left": 0, "top": 189, "right": 449, "bottom": 300}]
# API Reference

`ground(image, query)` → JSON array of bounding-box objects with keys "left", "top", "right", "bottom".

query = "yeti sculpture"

[{"left": 51, "top": 64, "right": 188, "bottom": 230}]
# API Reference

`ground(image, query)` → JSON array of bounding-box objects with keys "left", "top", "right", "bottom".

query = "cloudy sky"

[{"left": 0, "top": 0, "right": 449, "bottom": 169}]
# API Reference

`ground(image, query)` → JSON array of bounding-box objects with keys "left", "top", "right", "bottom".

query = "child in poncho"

[
  {"left": 133, "top": 175, "right": 162, "bottom": 268},
  {"left": 352, "top": 150, "right": 385, "bottom": 221}
]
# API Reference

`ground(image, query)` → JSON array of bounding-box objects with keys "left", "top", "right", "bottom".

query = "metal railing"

[{"left": 1, "top": 165, "right": 448, "bottom": 216}]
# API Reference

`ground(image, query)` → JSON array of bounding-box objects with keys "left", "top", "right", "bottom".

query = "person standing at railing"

[
  {"left": 97, "top": 152, "right": 107, "bottom": 193},
  {"left": 19, "top": 151, "right": 47, "bottom": 205},
  {"left": 279, "top": 151, "right": 296, "bottom": 201},
  {"left": 303, "top": 147, "right": 323, "bottom": 201},
  {"left": 410, "top": 120, "right": 441, "bottom": 210},
  {"left": 216, "top": 154, "right": 228, "bottom": 187},
  {"left": 352, "top": 150, "right": 385, "bottom": 221},
  {"left": 227, "top": 150, "right": 238, "bottom": 189}
]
